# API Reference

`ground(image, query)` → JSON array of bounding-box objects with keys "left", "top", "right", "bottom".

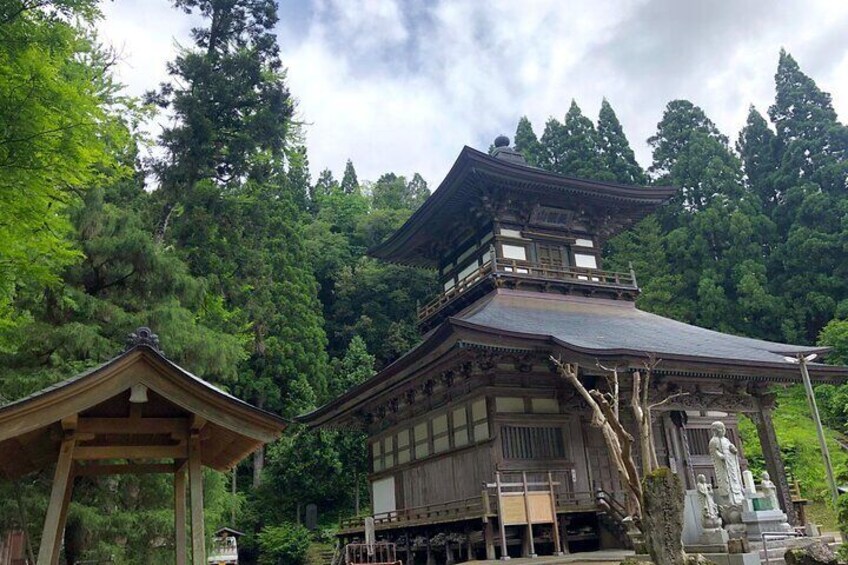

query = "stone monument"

[
  {"left": 708, "top": 421, "right": 746, "bottom": 507},
  {"left": 696, "top": 474, "right": 729, "bottom": 547},
  {"left": 761, "top": 472, "right": 780, "bottom": 512}
]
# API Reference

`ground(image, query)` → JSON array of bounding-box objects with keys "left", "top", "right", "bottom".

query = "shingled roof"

[{"left": 299, "top": 289, "right": 847, "bottom": 428}]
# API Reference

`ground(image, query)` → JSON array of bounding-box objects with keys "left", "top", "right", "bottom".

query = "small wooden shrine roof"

[
  {"left": 300, "top": 289, "right": 848, "bottom": 428},
  {"left": 369, "top": 146, "right": 677, "bottom": 268},
  {"left": 0, "top": 329, "right": 287, "bottom": 480}
]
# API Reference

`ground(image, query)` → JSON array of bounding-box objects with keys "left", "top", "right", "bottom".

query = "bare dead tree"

[
  {"left": 553, "top": 354, "right": 689, "bottom": 521},
  {"left": 552, "top": 357, "right": 643, "bottom": 518}
]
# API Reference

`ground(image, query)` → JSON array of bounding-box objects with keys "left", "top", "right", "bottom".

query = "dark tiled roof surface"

[{"left": 458, "top": 291, "right": 824, "bottom": 365}]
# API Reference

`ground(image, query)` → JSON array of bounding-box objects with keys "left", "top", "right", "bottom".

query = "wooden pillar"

[
  {"left": 548, "top": 472, "right": 563, "bottom": 556},
  {"left": 494, "top": 472, "right": 509, "bottom": 561},
  {"left": 37, "top": 434, "right": 76, "bottom": 565},
  {"left": 175, "top": 462, "right": 187, "bottom": 565},
  {"left": 521, "top": 472, "right": 536, "bottom": 558},
  {"left": 484, "top": 521, "right": 496, "bottom": 560},
  {"left": 189, "top": 434, "right": 205, "bottom": 565},
  {"left": 560, "top": 516, "right": 570, "bottom": 555},
  {"left": 749, "top": 401, "right": 797, "bottom": 525}
]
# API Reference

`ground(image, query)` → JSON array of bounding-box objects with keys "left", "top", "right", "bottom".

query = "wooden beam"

[
  {"left": 189, "top": 433, "right": 205, "bottom": 565},
  {"left": 77, "top": 417, "right": 189, "bottom": 437},
  {"left": 74, "top": 463, "right": 175, "bottom": 477},
  {"left": 175, "top": 464, "right": 187, "bottom": 565},
  {"left": 37, "top": 435, "right": 76, "bottom": 565},
  {"left": 73, "top": 444, "right": 188, "bottom": 461}
]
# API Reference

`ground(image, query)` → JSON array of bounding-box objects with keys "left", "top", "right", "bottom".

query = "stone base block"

[
  {"left": 741, "top": 509, "right": 792, "bottom": 537},
  {"left": 686, "top": 543, "right": 729, "bottom": 554},
  {"left": 700, "top": 527, "right": 730, "bottom": 547}
]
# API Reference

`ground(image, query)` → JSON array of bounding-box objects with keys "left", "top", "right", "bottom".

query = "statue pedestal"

[{"left": 741, "top": 509, "right": 792, "bottom": 537}]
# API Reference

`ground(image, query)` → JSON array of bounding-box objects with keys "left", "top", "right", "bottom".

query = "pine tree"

[
  {"left": 737, "top": 106, "right": 781, "bottom": 209},
  {"left": 540, "top": 101, "right": 606, "bottom": 179},
  {"left": 765, "top": 51, "right": 848, "bottom": 342},
  {"left": 514, "top": 116, "right": 543, "bottom": 166},
  {"left": 597, "top": 99, "right": 647, "bottom": 184},
  {"left": 340, "top": 159, "right": 360, "bottom": 194},
  {"left": 314, "top": 168, "right": 340, "bottom": 200},
  {"left": 149, "top": 0, "right": 329, "bottom": 483}
]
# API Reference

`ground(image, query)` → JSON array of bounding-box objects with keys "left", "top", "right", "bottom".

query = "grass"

[{"left": 738, "top": 385, "right": 848, "bottom": 503}]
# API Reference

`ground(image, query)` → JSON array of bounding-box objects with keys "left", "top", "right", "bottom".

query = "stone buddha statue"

[{"left": 708, "top": 421, "right": 745, "bottom": 506}]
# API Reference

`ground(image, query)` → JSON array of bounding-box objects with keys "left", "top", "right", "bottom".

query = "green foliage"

[
  {"left": 0, "top": 0, "right": 135, "bottom": 350},
  {"left": 150, "top": 0, "right": 328, "bottom": 415},
  {"left": 597, "top": 99, "right": 647, "bottom": 184},
  {"left": 514, "top": 116, "right": 544, "bottom": 167},
  {"left": 540, "top": 100, "right": 608, "bottom": 179},
  {"left": 738, "top": 387, "right": 848, "bottom": 501},
  {"left": 257, "top": 522, "right": 310, "bottom": 565}
]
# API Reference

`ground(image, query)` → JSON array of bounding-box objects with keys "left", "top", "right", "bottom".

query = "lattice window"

[{"left": 501, "top": 425, "right": 567, "bottom": 460}]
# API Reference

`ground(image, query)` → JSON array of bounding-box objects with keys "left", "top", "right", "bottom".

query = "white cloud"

[{"left": 97, "top": 0, "right": 848, "bottom": 187}]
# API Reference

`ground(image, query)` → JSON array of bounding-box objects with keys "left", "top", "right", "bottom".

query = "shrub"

[{"left": 257, "top": 522, "right": 311, "bottom": 565}]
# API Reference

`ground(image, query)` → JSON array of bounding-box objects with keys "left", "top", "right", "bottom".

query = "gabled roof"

[
  {"left": 299, "top": 289, "right": 848, "bottom": 428},
  {"left": 0, "top": 337, "right": 287, "bottom": 479},
  {"left": 369, "top": 146, "right": 677, "bottom": 268}
]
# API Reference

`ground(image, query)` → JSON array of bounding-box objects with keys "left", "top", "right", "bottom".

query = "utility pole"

[{"left": 789, "top": 353, "right": 839, "bottom": 506}]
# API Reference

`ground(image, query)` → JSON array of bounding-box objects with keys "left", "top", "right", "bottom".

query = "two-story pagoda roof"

[{"left": 370, "top": 145, "right": 677, "bottom": 268}]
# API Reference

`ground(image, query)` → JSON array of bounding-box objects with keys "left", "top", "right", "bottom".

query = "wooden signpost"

[{"left": 484, "top": 471, "right": 563, "bottom": 560}]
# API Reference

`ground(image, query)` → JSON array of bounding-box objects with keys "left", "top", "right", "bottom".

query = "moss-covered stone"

[
  {"left": 784, "top": 541, "right": 841, "bottom": 565},
  {"left": 643, "top": 468, "right": 687, "bottom": 565}
]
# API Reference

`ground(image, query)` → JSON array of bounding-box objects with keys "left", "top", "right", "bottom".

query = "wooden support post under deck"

[
  {"left": 521, "top": 472, "right": 536, "bottom": 558},
  {"left": 37, "top": 434, "right": 76, "bottom": 565},
  {"left": 484, "top": 521, "right": 496, "bottom": 560},
  {"left": 175, "top": 460, "right": 188, "bottom": 565},
  {"left": 189, "top": 433, "right": 205, "bottom": 565},
  {"left": 494, "top": 472, "right": 509, "bottom": 560},
  {"left": 548, "top": 471, "right": 563, "bottom": 556}
]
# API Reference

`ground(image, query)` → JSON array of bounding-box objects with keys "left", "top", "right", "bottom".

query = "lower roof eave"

[{"left": 449, "top": 319, "right": 848, "bottom": 383}]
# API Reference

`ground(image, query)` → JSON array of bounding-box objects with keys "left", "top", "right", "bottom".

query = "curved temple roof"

[
  {"left": 0, "top": 341, "right": 287, "bottom": 479},
  {"left": 300, "top": 289, "right": 846, "bottom": 428},
  {"left": 457, "top": 290, "right": 828, "bottom": 367},
  {"left": 369, "top": 146, "right": 678, "bottom": 268}
]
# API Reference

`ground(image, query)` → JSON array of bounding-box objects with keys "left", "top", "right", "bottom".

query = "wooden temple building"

[
  {"left": 0, "top": 328, "right": 287, "bottom": 565},
  {"left": 299, "top": 137, "right": 848, "bottom": 561}
]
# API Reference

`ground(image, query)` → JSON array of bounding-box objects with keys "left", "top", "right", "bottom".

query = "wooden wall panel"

[{"left": 399, "top": 444, "right": 495, "bottom": 508}]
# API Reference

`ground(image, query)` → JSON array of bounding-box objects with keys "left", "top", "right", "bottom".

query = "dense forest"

[{"left": 2, "top": 0, "right": 848, "bottom": 563}]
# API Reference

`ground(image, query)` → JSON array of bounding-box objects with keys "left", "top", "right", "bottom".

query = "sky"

[{"left": 97, "top": 0, "right": 848, "bottom": 188}]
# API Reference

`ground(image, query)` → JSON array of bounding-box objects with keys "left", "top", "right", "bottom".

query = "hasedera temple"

[{"left": 299, "top": 137, "right": 848, "bottom": 562}]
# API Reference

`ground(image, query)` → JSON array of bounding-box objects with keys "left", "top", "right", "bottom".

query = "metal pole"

[{"left": 798, "top": 355, "right": 839, "bottom": 506}]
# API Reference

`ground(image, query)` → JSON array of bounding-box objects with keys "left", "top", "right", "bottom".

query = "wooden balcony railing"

[
  {"left": 417, "top": 258, "right": 637, "bottom": 323},
  {"left": 337, "top": 489, "right": 621, "bottom": 534}
]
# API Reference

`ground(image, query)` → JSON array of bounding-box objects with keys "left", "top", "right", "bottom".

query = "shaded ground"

[{"left": 467, "top": 549, "right": 635, "bottom": 564}]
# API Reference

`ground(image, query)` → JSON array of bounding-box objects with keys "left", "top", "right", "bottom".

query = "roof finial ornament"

[
  {"left": 490, "top": 134, "right": 526, "bottom": 165},
  {"left": 126, "top": 326, "right": 163, "bottom": 354}
]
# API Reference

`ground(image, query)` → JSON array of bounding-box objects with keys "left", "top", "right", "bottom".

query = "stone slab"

[
  {"left": 698, "top": 552, "right": 762, "bottom": 565},
  {"left": 635, "top": 552, "right": 761, "bottom": 565}
]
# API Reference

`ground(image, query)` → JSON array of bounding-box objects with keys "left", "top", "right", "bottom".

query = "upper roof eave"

[{"left": 368, "top": 146, "right": 678, "bottom": 268}]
